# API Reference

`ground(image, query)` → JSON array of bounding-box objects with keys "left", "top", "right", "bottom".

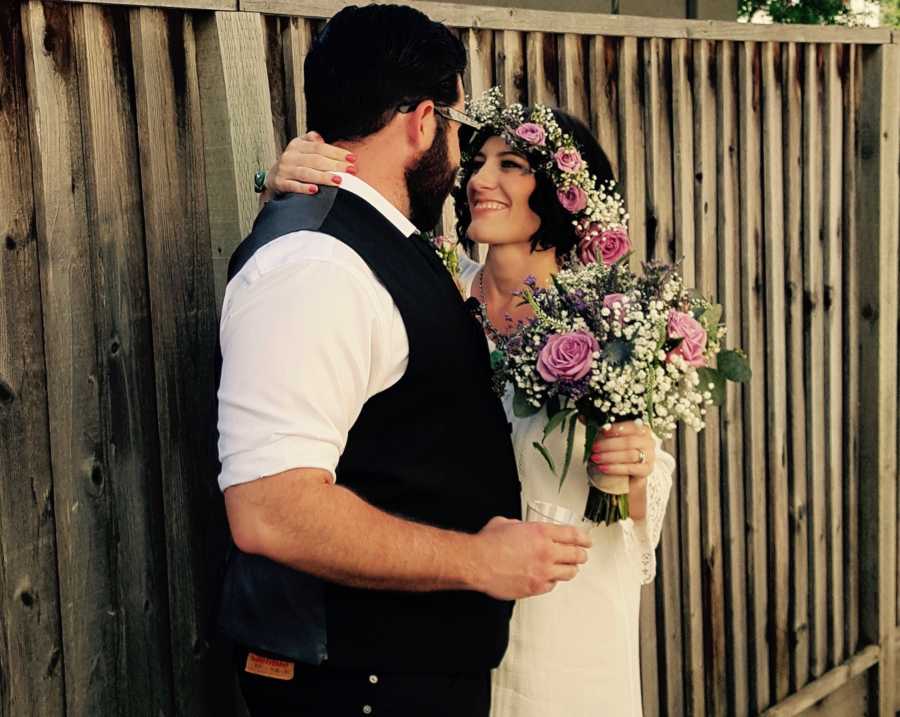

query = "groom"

[{"left": 216, "top": 5, "right": 591, "bottom": 716}]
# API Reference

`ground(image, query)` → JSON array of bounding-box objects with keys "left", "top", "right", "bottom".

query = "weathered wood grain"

[
  {"left": 71, "top": 5, "right": 175, "bottom": 714},
  {"left": 195, "top": 10, "right": 277, "bottom": 312},
  {"left": 693, "top": 38, "right": 725, "bottom": 717},
  {"left": 281, "top": 16, "right": 312, "bottom": 141},
  {"left": 618, "top": 36, "right": 645, "bottom": 266},
  {"left": 738, "top": 39, "right": 771, "bottom": 713},
  {"left": 525, "top": 31, "right": 557, "bottom": 106},
  {"left": 494, "top": 30, "right": 525, "bottom": 105},
  {"left": 463, "top": 27, "right": 493, "bottom": 99},
  {"left": 803, "top": 41, "right": 828, "bottom": 682},
  {"left": 241, "top": 0, "right": 893, "bottom": 44},
  {"left": 558, "top": 34, "right": 588, "bottom": 123},
  {"left": 716, "top": 38, "right": 750, "bottom": 716},
  {"left": 0, "top": 4, "right": 65, "bottom": 714},
  {"left": 639, "top": 582, "right": 661, "bottom": 717},
  {"left": 588, "top": 35, "right": 620, "bottom": 178},
  {"left": 21, "top": 2, "right": 119, "bottom": 712},
  {"left": 781, "top": 40, "right": 811, "bottom": 693},
  {"left": 857, "top": 41, "right": 899, "bottom": 717},
  {"left": 129, "top": 8, "right": 232, "bottom": 716},
  {"left": 761, "top": 40, "right": 790, "bottom": 703},
  {"left": 822, "top": 42, "right": 845, "bottom": 672}
]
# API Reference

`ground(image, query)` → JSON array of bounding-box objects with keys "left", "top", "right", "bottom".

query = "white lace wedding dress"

[{"left": 459, "top": 258, "right": 675, "bottom": 717}]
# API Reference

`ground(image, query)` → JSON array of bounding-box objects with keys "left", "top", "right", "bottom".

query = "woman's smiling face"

[{"left": 465, "top": 136, "right": 541, "bottom": 247}]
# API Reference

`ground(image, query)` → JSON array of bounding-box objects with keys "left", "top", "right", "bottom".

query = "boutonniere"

[{"left": 422, "top": 232, "right": 465, "bottom": 297}]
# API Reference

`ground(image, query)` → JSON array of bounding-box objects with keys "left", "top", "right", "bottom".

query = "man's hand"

[{"left": 471, "top": 516, "right": 592, "bottom": 600}]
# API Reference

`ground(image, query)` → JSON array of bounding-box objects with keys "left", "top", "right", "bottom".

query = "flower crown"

[{"left": 463, "top": 87, "right": 631, "bottom": 267}]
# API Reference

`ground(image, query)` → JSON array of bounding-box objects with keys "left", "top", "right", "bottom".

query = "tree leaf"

[
  {"left": 717, "top": 349, "right": 752, "bottom": 383},
  {"left": 532, "top": 441, "right": 556, "bottom": 474},
  {"left": 513, "top": 388, "right": 542, "bottom": 417},
  {"left": 697, "top": 367, "right": 726, "bottom": 405}
]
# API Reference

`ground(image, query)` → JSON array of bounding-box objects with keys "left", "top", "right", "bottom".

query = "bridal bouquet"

[{"left": 493, "top": 254, "right": 751, "bottom": 525}]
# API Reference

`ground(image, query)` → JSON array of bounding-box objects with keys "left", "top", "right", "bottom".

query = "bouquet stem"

[{"left": 584, "top": 485, "right": 630, "bottom": 525}]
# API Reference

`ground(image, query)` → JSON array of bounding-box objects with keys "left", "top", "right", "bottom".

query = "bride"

[{"left": 264, "top": 102, "right": 675, "bottom": 717}]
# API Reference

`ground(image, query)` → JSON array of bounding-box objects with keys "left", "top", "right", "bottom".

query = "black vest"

[{"left": 218, "top": 188, "right": 521, "bottom": 672}]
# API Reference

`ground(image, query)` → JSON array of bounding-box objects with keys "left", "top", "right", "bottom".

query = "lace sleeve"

[{"left": 621, "top": 436, "right": 675, "bottom": 584}]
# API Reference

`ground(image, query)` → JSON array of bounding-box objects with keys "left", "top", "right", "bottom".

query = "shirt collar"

[{"left": 332, "top": 173, "right": 418, "bottom": 238}]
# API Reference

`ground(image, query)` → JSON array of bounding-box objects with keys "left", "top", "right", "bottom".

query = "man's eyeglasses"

[{"left": 396, "top": 100, "right": 483, "bottom": 133}]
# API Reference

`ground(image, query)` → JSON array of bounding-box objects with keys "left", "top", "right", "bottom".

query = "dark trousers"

[{"left": 235, "top": 647, "right": 491, "bottom": 717}]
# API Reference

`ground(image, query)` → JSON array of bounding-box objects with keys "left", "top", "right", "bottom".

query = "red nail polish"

[
  {"left": 346, "top": 154, "right": 357, "bottom": 162},
  {"left": 346, "top": 165, "right": 358, "bottom": 175},
  {"left": 309, "top": 186, "right": 318, "bottom": 194},
  {"left": 332, "top": 175, "right": 342, "bottom": 184}
]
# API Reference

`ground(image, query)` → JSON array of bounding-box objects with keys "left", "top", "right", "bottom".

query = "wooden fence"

[{"left": 0, "top": 1, "right": 897, "bottom": 715}]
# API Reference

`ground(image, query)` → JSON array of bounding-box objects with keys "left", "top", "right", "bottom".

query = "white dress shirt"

[{"left": 217, "top": 174, "right": 415, "bottom": 491}]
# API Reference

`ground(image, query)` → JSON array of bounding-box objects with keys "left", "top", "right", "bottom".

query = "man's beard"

[{"left": 405, "top": 121, "right": 458, "bottom": 232}]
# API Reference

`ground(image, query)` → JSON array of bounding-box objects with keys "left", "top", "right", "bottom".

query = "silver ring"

[{"left": 636, "top": 448, "right": 646, "bottom": 465}]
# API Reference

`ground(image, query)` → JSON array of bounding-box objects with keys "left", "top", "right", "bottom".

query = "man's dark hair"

[
  {"left": 305, "top": 5, "right": 467, "bottom": 143},
  {"left": 453, "top": 109, "right": 617, "bottom": 257}
]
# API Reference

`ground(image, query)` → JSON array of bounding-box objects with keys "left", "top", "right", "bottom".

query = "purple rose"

[
  {"left": 599, "top": 228, "right": 630, "bottom": 265},
  {"left": 554, "top": 147, "right": 584, "bottom": 173},
  {"left": 515, "top": 123, "right": 546, "bottom": 145},
  {"left": 557, "top": 186, "right": 588, "bottom": 214},
  {"left": 537, "top": 331, "right": 599, "bottom": 383},
  {"left": 666, "top": 310, "right": 708, "bottom": 367},
  {"left": 602, "top": 293, "right": 631, "bottom": 325}
]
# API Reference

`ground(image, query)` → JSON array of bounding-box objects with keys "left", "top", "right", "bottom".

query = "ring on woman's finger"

[{"left": 636, "top": 448, "right": 646, "bottom": 464}]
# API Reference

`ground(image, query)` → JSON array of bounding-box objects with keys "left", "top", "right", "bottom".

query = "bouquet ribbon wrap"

[{"left": 589, "top": 473, "right": 630, "bottom": 496}]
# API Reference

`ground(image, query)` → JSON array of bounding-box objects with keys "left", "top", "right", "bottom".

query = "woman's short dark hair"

[
  {"left": 453, "top": 109, "right": 617, "bottom": 257},
  {"left": 305, "top": 5, "right": 467, "bottom": 143}
]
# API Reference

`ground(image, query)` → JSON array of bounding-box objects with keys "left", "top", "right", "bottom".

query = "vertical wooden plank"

[
  {"left": 71, "top": 5, "right": 176, "bottom": 715},
  {"left": 782, "top": 40, "right": 811, "bottom": 692},
  {"left": 494, "top": 30, "right": 525, "bottom": 105},
  {"left": 130, "top": 9, "right": 233, "bottom": 717},
  {"left": 618, "top": 36, "right": 646, "bottom": 265},
  {"left": 671, "top": 39, "right": 693, "bottom": 272},
  {"left": 840, "top": 42, "right": 860, "bottom": 661},
  {"left": 717, "top": 39, "right": 750, "bottom": 716},
  {"left": 589, "top": 36, "right": 620, "bottom": 179},
  {"left": 464, "top": 28, "right": 493, "bottom": 99},
  {"left": 640, "top": 583, "right": 661, "bottom": 717},
  {"left": 761, "top": 40, "right": 790, "bottom": 703},
  {"left": 648, "top": 36, "right": 684, "bottom": 715},
  {"left": 803, "top": 42, "right": 828, "bottom": 682},
  {"left": 462, "top": 27, "right": 493, "bottom": 262},
  {"left": 558, "top": 34, "right": 588, "bottom": 123},
  {"left": 21, "top": 2, "right": 117, "bottom": 713},
  {"left": 822, "top": 43, "right": 845, "bottom": 671},
  {"left": 857, "top": 40, "right": 899, "bottom": 717},
  {"left": 693, "top": 38, "right": 725, "bottom": 717},
  {"left": 282, "top": 16, "right": 312, "bottom": 140},
  {"left": 0, "top": 4, "right": 65, "bottom": 714},
  {"left": 195, "top": 10, "right": 276, "bottom": 311},
  {"left": 738, "top": 39, "right": 771, "bottom": 713},
  {"left": 643, "top": 37, "right": 674, "bottom": 263},
  {"left": 525, "top": 31, "right": 557, "bottom": 106},
  {"left": 263, "top": 15, "right": 287, "bottom": 152}
]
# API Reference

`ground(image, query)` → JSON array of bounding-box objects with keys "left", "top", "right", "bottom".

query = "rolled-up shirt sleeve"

[{"left": 217, "top": 251, "right": 390, "bottom": 491}]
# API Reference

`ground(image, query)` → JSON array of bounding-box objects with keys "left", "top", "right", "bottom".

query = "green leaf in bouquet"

[
  {"left": 697, "top": 367, "right": 726, "bottom": 405},
  {"left": 489, "top": 349, "right": 505, "bottom": 372},
  {"left": 547, "top": 394, "right": 562, "bottom": 418},
  {"left": 583, "top": 421, "right": 600, "bottom": 464},
  {"left": 558, "top": 414, "right": 578, "bottom": 490},
  {"left": 717, "top": 348, "right": 752, "bottom": 383},
  {"left": 513, "top": 387, "right": 542, "bottom": 418},
  {"left": 543, "top": 408, "right": 573, "bottom": 441},
  {"left": 603, "top": 338, "right": 633, "bottom": 366},
  {"left": 699, "top": 303, "right": 723, "bottom": 333},
  {"left": 532, "top": 441, "right": 557, "bottom": 474}
]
